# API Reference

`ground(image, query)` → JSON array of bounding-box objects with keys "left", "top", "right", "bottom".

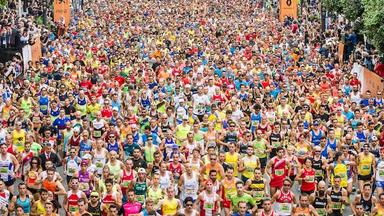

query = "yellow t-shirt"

[
  {"left": 12, "top": 129, "right": 26, "bottom": 153},
  {"left": 225, "top": 152, "right": 239, "bottom": 176}
]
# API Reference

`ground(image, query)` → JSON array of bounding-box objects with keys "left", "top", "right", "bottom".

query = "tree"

[{"left": 362, "top": 0, "right": 384, "bottom": 54}]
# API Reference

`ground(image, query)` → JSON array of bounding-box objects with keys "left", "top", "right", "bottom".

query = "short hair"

[
  {"left": 184, "top": 196, "right": 194, "bottom": 204},
  {"left": 105, "top": 178, "right": 114, "bottom": 185},
  {"left": 78, "top": 198, "right": 86, "bottom": 204}
]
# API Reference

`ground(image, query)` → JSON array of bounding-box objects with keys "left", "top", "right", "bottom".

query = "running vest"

[
  {"left": 67, "top": 190, "right": 82, "bottom": 213},
  {"left": 134, "top": 180, "right": 147, "bottom": 204},
  {"left": 313, "top": 192, "right": 327, "bottom": 216},
  {"left": 310, "top": 130, "right": 323, "bottom": 146},
  {"left": 275, "top": 190, "right": 294, "bottom": 216},
  {"left": 180, "top": 172, "right": 199, "bottom": 201},
  {"left": 242, "top": 155, "right": 259, "bottom": 179},
  {"left": 0, "top": 154, "right": 13, "bottom": 182},
  {"left": 249, "top": 178, "right": 265, "bottom": 205},
  {"left": 358, "top": 154, "right": 373, "bottom": 176},
  {"left": 16, "top": 195, "right": 31, "bottom": 213},
  {"left": 162, "top": 197, "right": 178, "bottom": 215},
  {"left": 330, "top": 188, "right": 342, "bottom": 212}
]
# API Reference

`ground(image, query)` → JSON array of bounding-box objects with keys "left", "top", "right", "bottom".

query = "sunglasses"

[
  {"left": 186, "top": 204, "right": 193, "bottom": 207},
  {"left": 91, "top": 196, "right": 98, "bottom": 198}
]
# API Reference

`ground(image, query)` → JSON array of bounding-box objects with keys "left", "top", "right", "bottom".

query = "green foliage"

[
  {"left": 0, "top": 0, "right": 7, "bottom": 8},
  {"left": 362, "top": 0, "right": 384, "bottom": 54}
]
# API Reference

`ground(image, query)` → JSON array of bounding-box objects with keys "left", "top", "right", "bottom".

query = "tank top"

[
  {"left": 77, "top": 97, "right": 87, "bottom": 115},
  {"left": 102, "top": 192, "right": 117, "bottom": 216},
  {"left": 271, "top": 158, "right": 287, "bottom": 182},
  {"left": 358, "top": 153, "right": 373, "bottom": 176},
  {"left": 121, "top": 169, "right": 134, "bottom": 195},
  {"left": 16, "top": 195, "right": 31, "bottom": 213},
  {"left": 79, "top": 171, "right": 91, "bottom": 194},
  {"left": 204, "top": 163, "right": 223, "bottom": 180},
  {"left": 93, "top": 150, "right": 107, "bottom": 175},
  {"left": 162, "top": 197, "right": 178, "bottom": 215},
  {"left": 300, "top": 168, "right": 315, "bottom": 192},
  {"left": 66, "top": 156, "right": 80, "bottom": 176},
  {"left": 242, "top": 155, "right": 258, "bottom": 179},
  {"left": 249, "top": 178, "right": 265, "bottom": 204},
  {"left": 200, "top": 191, "right": 217, "bottom": 216},
  {"left": 313, "top": 192, "right": 327, "bottom": 216},
  {"left": 159, "top": 171, "right": 171, "bottom": 189},
  {"left": 12, "top": 130, "right": 26, "bottom": 153},
  {"left": 376, "top": 159, "right": 384, "bottom": 181},
  {"left": 312, "top": 157, "right": 324, "bottom": 179},
  {"left": 275, "top": 190, "right": 294, "bottom": 216},
  {"left": 107, "top": 142, "right": 119, "bottom": 153},
  {"left": 67, "top": 190, "right": 82, "bottom": 213},
  {"left": 181, "top": 172, "right": 199, "bottom": 201},
  {"left": 123, "top": 201, "right": 142, "bottom": 216},
  {"left": 222, "top": 178, "right": 236, "bottom": 200},
  {"left": 332, "top": 162, "right": 348, "bottom": 188},
  {"left": 360, "top": 194, "right": 373, "bottom": 213},
  {"left": 39, "top": 96, "right": 49, "bottom": 115},
  {"left": 79, "top": 140, "right": 92, "bottom": 157},
  {"left": 42, "top": 179, "right": 57, "bottom": 192},
  {"left": 356, "top": 131, "right": 367, "bottom": 143},
  {"left": 88, "top": 202, "right": 101, "bottom": 216},
  {"left": 147, "top": 185, "right": 163, "bottom": 207},
  {"left": 189, "top": 158, "right": 201, "bottom": 173},
  {"left": 134, "top": 180, "right": 147, "bottom": 204},
  {"left": 330, "top": 188, "right": 342, "bottom": 211},
  {"left": 270, "top": 133, "right": 282, "bottom": 149},
  {"left": 107, "top": 162, "right": 121, "bottom": 179},
  {"left": 35, "top": 200, "right": 46, "bottom": 215},
  {"left": 293, "top": 207, "right": 311, "bottom": 216},
  {"left": 310, "top": 130, "right": 323, "bottom": 146},
  {"left": 169, "top": 162, "right": 182, "bottom": 181},
  {"left": 0, "top": 154, "right": 13, "bottom": 181},
  {"left": 50, "top": 107, "right": 60, "bottom": 120},
  {"left": 27, "top": 170, "right": 38, "bottom": 186},
  {"left": 225, "top": 152, "right": 239, "bottom": 176}
]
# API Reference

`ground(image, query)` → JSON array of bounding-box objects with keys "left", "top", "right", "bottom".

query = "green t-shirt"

[
  {"left": 31, "top": 142, "right": 42, "bottom": 156},
  {"left": 253, "top": 139, "right": 267, "bottom": 158},
  {"left": 230, "top": 193, "right": 255, "bottom": 212}
]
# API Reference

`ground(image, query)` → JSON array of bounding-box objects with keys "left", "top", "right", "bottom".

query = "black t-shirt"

[{"left": 132, "top": 157, "right": 147, "bottom": 171}]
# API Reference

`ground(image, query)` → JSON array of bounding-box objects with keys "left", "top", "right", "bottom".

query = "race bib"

[
  {"left": 94, "top": 130, "right": 102, "bottom": 138},
  {"left": 272, "top": 141, "right": 280, "bottom": 148},
  {"left": 40, "top": 105, "right": 48, "bottom": 111},
  {"left": 80, "top": 182, "right": 89, "bottom": 191},
  {"left": 279, "top": 203, "right": 291, "bottom": 213},
  {"left": 306, "top": 175, "right": 315, "bottom": 183},
  {"left": 379, "top": 169, "right": 384, "bottom": 177},
  {"left": 332, "top": 202, "right": 341, "bottom": 210},
  {"left": 316, "top": 208, "right": 326, "bottom": 216},
  {"left": 0, "top": 167, "right": 8, "bottom": 174},
  {"left": 254, "top": 190, "right": 264, "bottom": 199},
  {"left": 315, "top": 169, "right": 323, "bottom": 177},
  {"left": 204, "top": 202, "right": 214, "bottom": 210},
  {"left": 136, "top": 194, "right": 145, "bottom": 203},
  {"left": 275, "top": 169, "right": 284, "bottom": 176},
  {"left": 96, "top": 161, "right": 103, "bottom": 168},
  {"left": 69, "top": 205, "right": 79, "bottom": 213},
  {"left": 68, "top": 168, "right": 76, "bottom": 174},
  {"left": 362, "top": 164, "right": 371, "bottom": 171},
  {"left": 122, "top": 180, "right": 131, "bottom": 188}
]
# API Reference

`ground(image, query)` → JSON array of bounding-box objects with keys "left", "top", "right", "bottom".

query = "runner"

[
  {"left": 266, "top": 147, "right": 291, "bottom": 195},
  {"left": 292, "top": 194, "right": 319, "bottom": 216},
  {"left": 271, "top": 179, "right": 296, "bottom": 216},
  {"left": 326, "top": 176, "right": 348, "bottom": 216},
  {"left": 196, "top": 179, "right": 221, "bottom": 216}
]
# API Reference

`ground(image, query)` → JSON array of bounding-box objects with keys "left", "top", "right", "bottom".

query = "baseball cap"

[
  {"left": 138, "top": 168, "right": 146, "bottom": 174},
  {"left": 81, "top": 160, "right": 88, "bottom": 166},
  {"left": 90, "top": 191, "right": 99, "bottom": 197}
]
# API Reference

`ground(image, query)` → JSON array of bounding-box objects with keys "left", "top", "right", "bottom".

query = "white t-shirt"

[{"left": 192, "top": 94, "right": 209, "bottom": 115}]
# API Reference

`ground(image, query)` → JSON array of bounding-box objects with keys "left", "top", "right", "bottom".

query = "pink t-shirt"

[{"left": 123, "top": 201, "right": 142, "bottom": 216}]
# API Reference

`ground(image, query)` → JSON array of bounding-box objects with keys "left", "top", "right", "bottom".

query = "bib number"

[
  {"left": 204, "top": 202, "right": 214, "bottom": 210},
  {"left": 275, "top": 169, "right": 284, "bottom": 176}
]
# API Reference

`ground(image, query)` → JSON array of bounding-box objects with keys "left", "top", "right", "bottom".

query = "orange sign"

[
  {"left": 279, "top": 0, "right": 298, "bottom": 21},
  {"left": 362, "top": 67, "right": 384, "bottom": 96},
  {"left": 338, "top": 42, "right": 344, "bottom": 65},
  {"left": 54, "top": 0, "right": 71, "bottom": 26},
  {"left": 31, "top": 37, "right": 42, "bottom": 65}
]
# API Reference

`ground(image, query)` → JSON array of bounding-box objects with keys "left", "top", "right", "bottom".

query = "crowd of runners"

[{"left": 0, "top": 0, "right": 384, "bottom": 215}]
